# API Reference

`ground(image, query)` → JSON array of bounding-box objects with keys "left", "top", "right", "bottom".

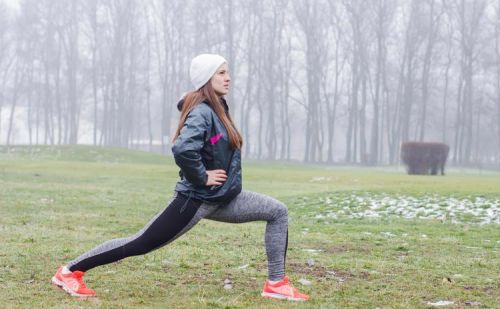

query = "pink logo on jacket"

[{"left": 210, "top": 133, "right": 223, "bottom": 145}]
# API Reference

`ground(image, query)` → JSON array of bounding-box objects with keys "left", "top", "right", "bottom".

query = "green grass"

[{"left": 0, "top": 145, "right": 499, "bottom": 308}]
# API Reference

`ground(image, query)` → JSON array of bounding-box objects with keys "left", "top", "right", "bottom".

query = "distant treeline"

[{"left": 0, "top": 0, "right": 499, "bottom": 167}]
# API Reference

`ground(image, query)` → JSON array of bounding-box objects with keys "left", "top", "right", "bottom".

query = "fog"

[{"left": 0, "top": 0, "right": 499, "bottom": 168}]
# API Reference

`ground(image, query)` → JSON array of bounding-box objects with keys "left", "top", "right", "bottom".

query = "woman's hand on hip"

[{"left": 206, "top": 169, "right": 227, "bottom": 186}]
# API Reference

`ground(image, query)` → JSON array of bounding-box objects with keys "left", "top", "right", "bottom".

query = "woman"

[{"left": 52, "top": 54, "right": 309, "bottom": 301}]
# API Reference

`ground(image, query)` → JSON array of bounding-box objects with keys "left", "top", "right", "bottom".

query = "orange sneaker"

[
  {"left": 261, "top": 275, "right": 309, "bottom": 301},
  {"left": 51, "top": 266, "right": 96, "bottom": 297}
]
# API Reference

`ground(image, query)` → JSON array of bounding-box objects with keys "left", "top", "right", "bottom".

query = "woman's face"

[{"left": 211, "top": 63, "right": 230, "bottom": 96}]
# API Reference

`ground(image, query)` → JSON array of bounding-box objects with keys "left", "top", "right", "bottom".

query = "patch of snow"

[
  {"left": 426, "top": 300, "right": 454, "bottom": 307},
  {"left": 298, "top": 278, "right": 312, "bottom": 286},
  {"left": 310, "top": 176, "right": 332, "bottom": 182},
  {"left": 309, "top": 192, "right": 499, "bottom": 225},
  {"left": 381, "top": 231, "right": 396, "bottom": 237},
  {"left": 302, "top": 249, "right": 323, "bottom": 254}
]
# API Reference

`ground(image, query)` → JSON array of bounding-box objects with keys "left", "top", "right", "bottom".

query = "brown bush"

[{"left": 401, "top": 142, "right": 450, "bottom": 175}]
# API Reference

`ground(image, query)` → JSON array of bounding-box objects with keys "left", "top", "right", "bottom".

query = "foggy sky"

[{"left": 0, "top": 0, "right": 499, "bottom": 168}]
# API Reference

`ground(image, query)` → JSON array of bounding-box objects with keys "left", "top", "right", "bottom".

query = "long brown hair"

[{"left": 172, "top": 82, "right": 243, "bottom": 149}]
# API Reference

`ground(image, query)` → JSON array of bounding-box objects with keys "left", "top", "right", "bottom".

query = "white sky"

[{"left": 3, "top": 0, "right": 20, "bottom": 11}]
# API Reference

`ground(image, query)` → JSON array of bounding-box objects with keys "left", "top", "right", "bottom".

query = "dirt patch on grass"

[
  {"left": 463, "top": 285, "right": 498, "bottom": 295},
  {"left": 325, "top": 243, "right": 372, "bottom": 255},
  {"left": 287, "top": 262, "right": 370, "bottom": 281},
  {"left": 300, "top": 242, "right": 372, "bottom": 255}
]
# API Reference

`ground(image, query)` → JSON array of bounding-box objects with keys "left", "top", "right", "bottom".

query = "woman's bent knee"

[{"left": 272, "top": 201, "right": 288, "bottom": 221}]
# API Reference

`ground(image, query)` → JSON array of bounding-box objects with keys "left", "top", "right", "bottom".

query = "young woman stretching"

[{"left": 52, "top": 54, "right": 309, "bottom": 301}]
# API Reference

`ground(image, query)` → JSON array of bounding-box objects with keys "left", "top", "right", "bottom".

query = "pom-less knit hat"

[{"left": 189, "top": 54, "right": 227, "bottom": 90}]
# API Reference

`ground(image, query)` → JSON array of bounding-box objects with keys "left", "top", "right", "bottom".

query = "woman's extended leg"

[
  {"left": 66, "top": 193, "right": 208, "bottom": 272},
  {"left": 205, "top": 190, "right": 289, "bottom": 281},
  {"left": 52, "top": 192, "right": 216, "bottom": 297}
]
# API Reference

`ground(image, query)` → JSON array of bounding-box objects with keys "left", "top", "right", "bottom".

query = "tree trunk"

[
  {"left": 88, "top": 0, "right": 99, "bottom": 146},
  {"left": 496, "top": 0, "right": 500, "bottom": 165},
  {"left": 453, "top": 78, "right": 464, "bottom": 164},
  {"left": 419, "top": 0, "right": 438, "bottom": 142},
  {"left": 6, "top": 64, "right": 21, "bottom": 145},
  {"left": 66, "top": 0, "right": 80, "bottom": 144},
  {"left": 144, "top": 5, "right": 153, "bottom": 152},
  {"left": 442, "top": 35, "right": 452, "bottom": 144}
]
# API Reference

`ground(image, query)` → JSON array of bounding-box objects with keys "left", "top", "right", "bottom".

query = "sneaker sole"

[
  {"left": 51, "top": 276, "right": 95, "bottom": 298},
  {"left": 261, "top": 292, "right": 307, "bottom": 301}
]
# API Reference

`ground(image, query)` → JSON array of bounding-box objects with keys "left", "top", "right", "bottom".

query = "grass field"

[{"left": 0, "top": 145, "right": 499, "bottom": 308}]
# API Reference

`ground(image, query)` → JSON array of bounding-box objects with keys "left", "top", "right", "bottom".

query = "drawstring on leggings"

[{"left": 179, "top": 191, "right": 193, "bottom": 213}]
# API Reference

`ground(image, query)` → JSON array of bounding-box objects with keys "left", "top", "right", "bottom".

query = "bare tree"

[
  {"left": 295, "top": 0, "right": 330, "bottom": 162},
  {"left": 450, "top": 0, "right": 487, "bottom": 165},
  {"left": 0, "top": 1, "right": 12, "bottom": 141},
  {"left": 62, "top": 0, "right": 81, "bottom": 144},
  {"left": 82, "top": 0, "right": 100, "bottom": 146},
  {"left": 143, "top": 3, "right": 154, "bottom": 152},
  {"left": 343, "top": 0, "right": 373, "bottom": 164},
  {"left": 238, "top": 0, "right": 261, "bottom": 159},
  {"left": 6, "top": 58, "right": 23, "bottom": 145},
  {"left": 417, "top": 0, "right": 443, "bottom": 142},
  {"left": 367, "top": 0, "right": 395, "bottom": 165},
  {"left": 441, "top": 10, "right": 454, "bottom": 145},
  {"left": 495, "top": 0, "right": 500, "bottom": 164}
]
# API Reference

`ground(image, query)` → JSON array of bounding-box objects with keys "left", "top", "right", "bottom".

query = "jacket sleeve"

[{"left": 171, "top": 106, "right": 210, "bottom": 186}]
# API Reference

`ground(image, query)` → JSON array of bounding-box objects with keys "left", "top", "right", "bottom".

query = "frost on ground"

[
  {"left": 426, "top": 300, "right": 455, "bottom": 307},
  {"left": 296, "top": 193, "right": 499, "bottom": 225}
]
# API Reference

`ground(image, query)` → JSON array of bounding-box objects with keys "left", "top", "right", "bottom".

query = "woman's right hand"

[{"left": 206, "top": 169, "right": 227, "bottom": 186}]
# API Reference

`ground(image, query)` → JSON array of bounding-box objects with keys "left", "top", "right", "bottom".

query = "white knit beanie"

[{"left": 189, "top": 54, "right": 227, "bottom": 90}]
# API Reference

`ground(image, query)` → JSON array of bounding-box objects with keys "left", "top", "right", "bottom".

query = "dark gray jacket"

[{"left": 172, "top": 100, "right": 242, "bottom": 203}]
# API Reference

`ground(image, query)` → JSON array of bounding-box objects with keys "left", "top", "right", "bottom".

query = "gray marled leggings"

[{"left": 67, "top": 190, "right": 288, "bottom": 281}]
